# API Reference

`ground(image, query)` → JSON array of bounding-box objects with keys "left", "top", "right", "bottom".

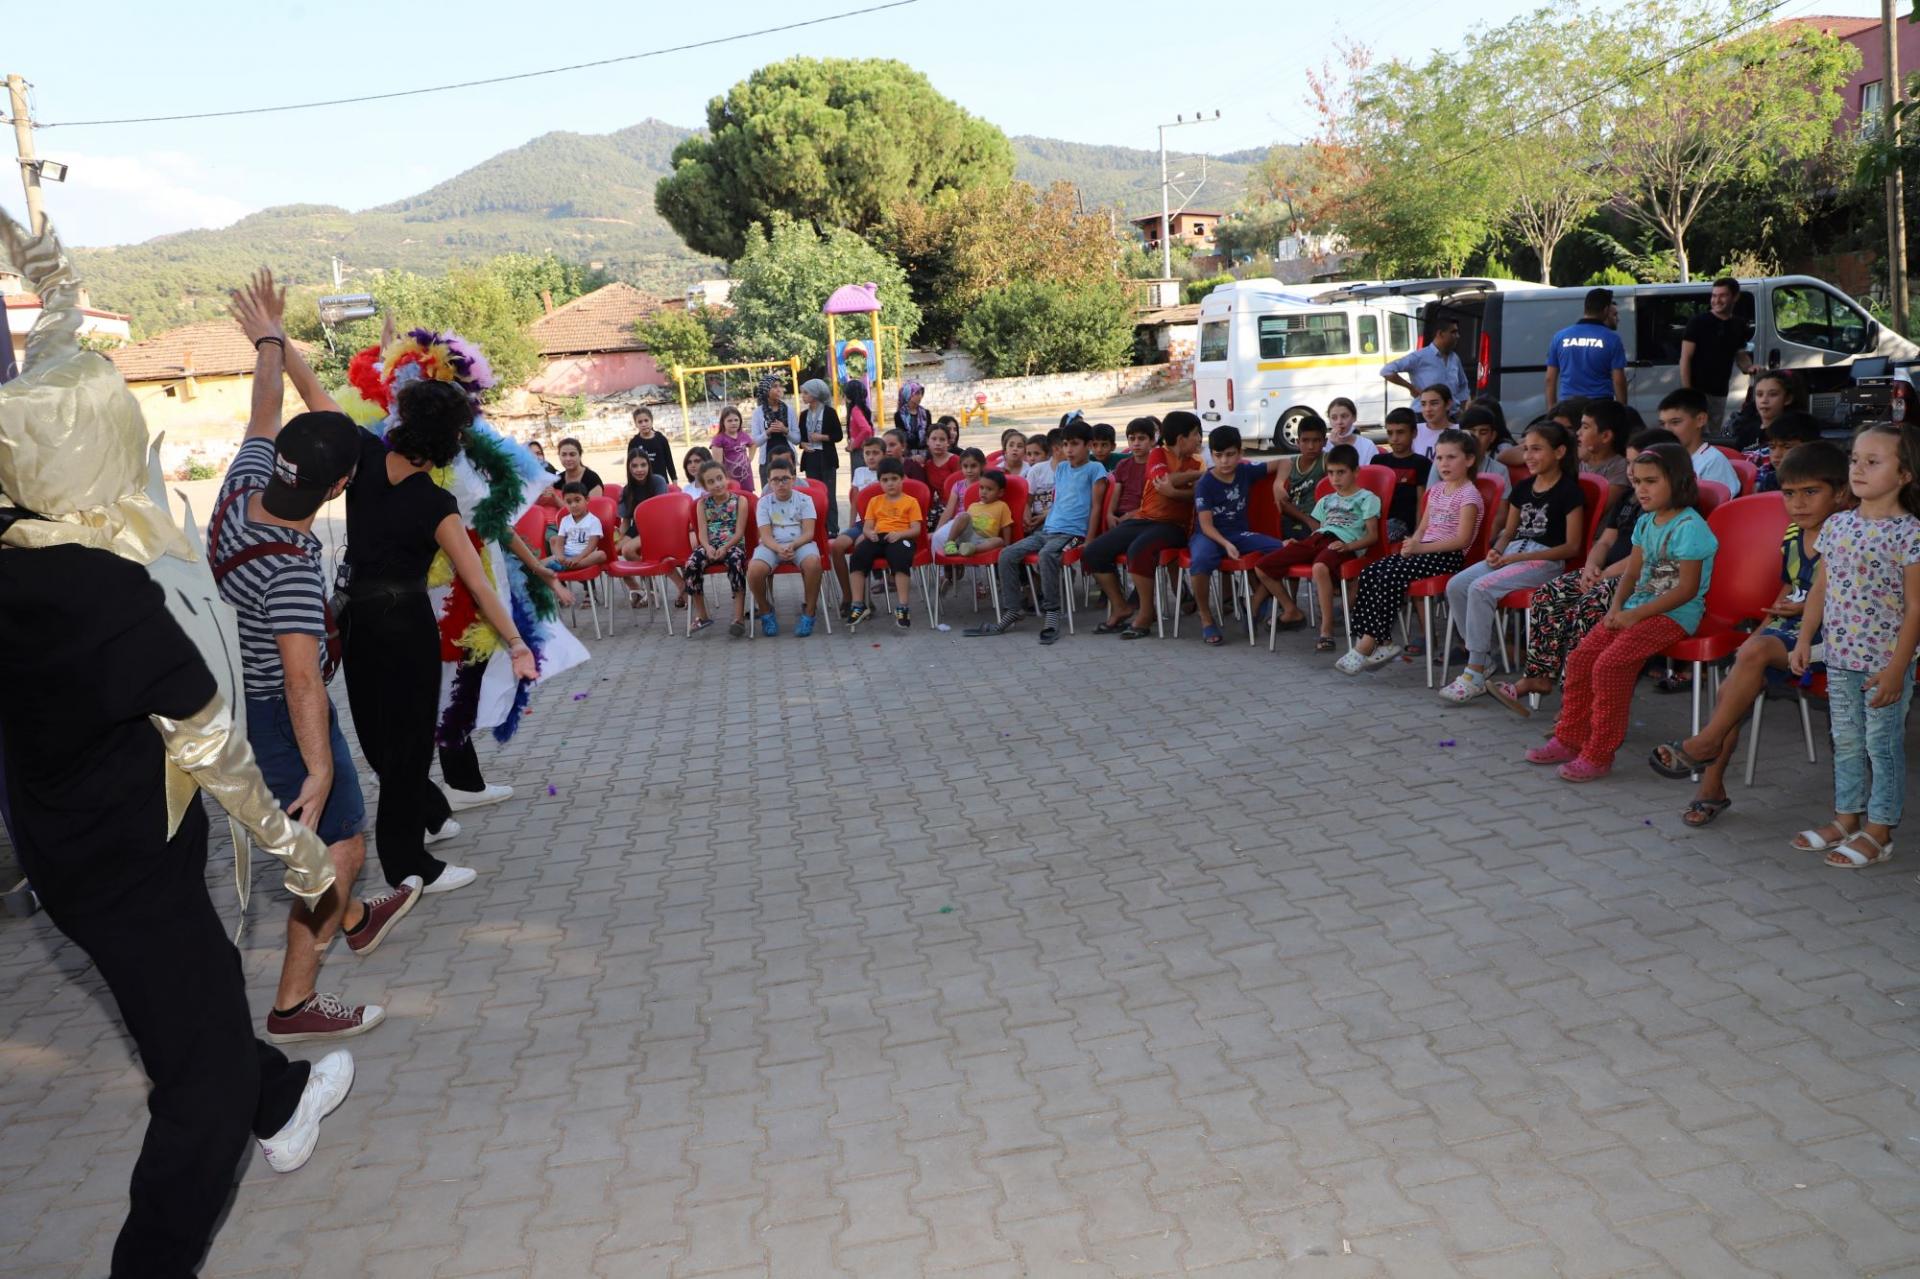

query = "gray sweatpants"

[
  {"left": 996, "top": 531, "right": 1077, "bottom": 616},
  {"left": 1443, "top": 539, "right": 1560, "bottom": 669}
]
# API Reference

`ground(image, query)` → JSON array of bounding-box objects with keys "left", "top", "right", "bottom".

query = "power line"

[
  {"left": 1432, "top": 0, "right": 1798, "bottom": 170},
  {"left": 32, "top": 0, "right": 920, "bottom": 129}
]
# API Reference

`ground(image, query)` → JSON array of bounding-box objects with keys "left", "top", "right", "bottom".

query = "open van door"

[{"left": 1764, "top": 280, "right": 1878, "bottom": 424}]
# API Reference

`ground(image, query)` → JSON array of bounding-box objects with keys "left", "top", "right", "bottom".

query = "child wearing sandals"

[
  {"left": 1525, "top": 443, "right": 1717, "bottom": 781},
  {"left": 1487, "top": 425, "right": 1671, "bottom": 715},
  {"left": 1337, "top": 430, "right": 1484, "bottom": 673},
  {"left": 1646, "top": 440, "right": 1848, "bottom": 826},
  {"left": 1437, "top": 420, "right": 1587, "bottom": 704},
  {"left": 1785, "top": 423, "right": 1920, "bottom": 870},
  {"left": 684, "top": 461, "right": 751, "bottom": 637}
]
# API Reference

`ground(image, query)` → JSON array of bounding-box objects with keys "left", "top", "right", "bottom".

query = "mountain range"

[{"left": 71, "top": 120, "right": 1269, "bottom": 337}]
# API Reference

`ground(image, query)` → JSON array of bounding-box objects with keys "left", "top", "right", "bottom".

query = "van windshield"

[{"left": 1259, "top": 312, "right": 1351, "bottom": 360}]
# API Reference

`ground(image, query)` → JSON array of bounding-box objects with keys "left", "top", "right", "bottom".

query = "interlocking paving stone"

[{"left": 4, "top": 584, "right": 1920, "bottom": 1276}]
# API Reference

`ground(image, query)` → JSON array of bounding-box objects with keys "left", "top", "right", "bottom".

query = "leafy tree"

[
  {"left": 1183, "top": 273, "right": 1235, "bottom": 303},
  {"left": 879, "top": 180, "right": 1119, "bottom": 347},
  {"left": 655, "top": 58, "right": 1013, "bottom": 260},
  {"left": 632, "top": 306, "right": 719, "bottom": 378},
  {"left": 721, "top": 214, "right": 920, "bottom": 370},
  {"left": 1607, "top": 11, "right": 1855, "bottom": 280},
  {"left": 956, "top": 278, "right": 1135, "bottom": 377}
]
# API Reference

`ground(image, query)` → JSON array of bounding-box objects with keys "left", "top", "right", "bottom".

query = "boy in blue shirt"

[
  {"left": 967, "top": 419, "right": 1106, "bottom": 644},
  {"left": 1544, "top": 287, "right": 1628, "bottom": 405},
  {"left": 1189, "top": 426, "right": 1286, "bottom": 646}
]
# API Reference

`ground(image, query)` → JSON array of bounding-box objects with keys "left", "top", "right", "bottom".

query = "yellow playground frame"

[{"left": 671, "top": 358, "right": 802, "bottom": 443}]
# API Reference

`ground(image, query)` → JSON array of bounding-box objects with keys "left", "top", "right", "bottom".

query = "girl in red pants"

[{"left": 1527, "top": 442, "right": 1719, "bottom": 781}]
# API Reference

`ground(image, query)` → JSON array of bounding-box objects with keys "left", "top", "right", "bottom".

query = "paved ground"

[{"left": 4, "top": 565, "right": 1920, "bottom": 1278}]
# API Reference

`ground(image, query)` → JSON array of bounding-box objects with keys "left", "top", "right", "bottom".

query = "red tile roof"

[
  {"left": 1776, "top": 14, "right": 1879, "bottom": 39},
  {"left": 529, "top": 282, "right": 662, "bottom": 357},
  {"left": 3, "top": 293, "right": 133, "bottom": 321},
  {"left": 107, "top": 320, "right": 311, "bottom": 382}
]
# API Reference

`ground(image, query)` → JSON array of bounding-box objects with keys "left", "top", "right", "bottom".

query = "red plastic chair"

[
  {"left": 606, "top": 492, "right": 692, "bottom": 635},
  {"left": 750, "top": 478, "right": 835, "bottom": 637},
  {"left": 1744, "top": 667, "right": 1824, "bottom": 786},
  {"left": 1405, "top": 475, "right": 1505, "bottom": 686},
  {"left": 1695, "top": 480, "right": 1731, "bottom": 516},
  {"left": 1662, "top": 492, "right": 1790, "bottom": 735},
  {"left": 932, "top": 474, "right": 1027, "bottom": 626},
  {"left": 683, "top": 490, "right": 757, "bottom": 637},
  {"left": 1726, "top": 457, "right": 1758, "bottom": 497},
  {"left": 849, "top": 478, "right": 936, "bottom": 620},
  {"left": 1172, "top": 473, "right": 1282, "bottom": 644},
  {"left": 1505, "top": 462, "right": 1531, "bottom": 490},
  {"left": 601, "top": 481, "right": 623, "bottom": 509},
  {"left": 554, "top": 496, "right": 618, "bottom": 637}
]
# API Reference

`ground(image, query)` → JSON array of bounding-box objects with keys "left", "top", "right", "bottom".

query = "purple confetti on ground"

[
  {"left": 546, "top": 784, "right": 557, "bottom": 797},
  {"left": 572, "top": 692, "right": 589, "bottom": 701},
  {"left": 1437, "top": 739, "right": 1456, "bottom": 748}
]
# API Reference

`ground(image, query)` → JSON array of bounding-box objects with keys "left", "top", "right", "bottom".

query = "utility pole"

[
  {"left": 6, "top": 75, "right": 44, "bottom": 236},
  {"left": 1156, "top": 111, "right": 1221, "bottom": 280},
  {"left": 1884, "top": 0, "right": 1909, "bottom": 334}
]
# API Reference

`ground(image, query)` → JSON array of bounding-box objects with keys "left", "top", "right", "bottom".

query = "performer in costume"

[
  {"left": 0, "top": 210, "right": 353, "bottom": 1274},
  {"left": 332, "top": 324, "right": 588, "bottom": 819}
]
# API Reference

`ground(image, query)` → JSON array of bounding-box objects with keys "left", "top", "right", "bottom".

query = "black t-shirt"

[
  {"left": 1603, "top": 495, "right": 1644, "bottom": 568},
  {"left": 619, "top": 473, "right": 670, "bottom": 532},
  {"left": 1375, "top": 452, "right": 1432, "bottom": 527},
  {"left": 552, "top": 466, "right": 604, "bottom": 494},
  {"left": 345, "top": 428, "right": 460, "bottom": 585},
  {"left": 1682, "top": 311, "right": 1750, "bottom": 397},
  {"left": 0, "top": 545, "right": 216, "bottom": 897},
  {"left": 626, "top": 432, "right": 676, "bottom": 484},
  {"left": 1509, "top": 471, "right": 1583, "bottom": 550}
]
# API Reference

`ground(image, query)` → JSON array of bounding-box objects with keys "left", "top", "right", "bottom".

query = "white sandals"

[{"left": 1826, "top": 831, "right": 1895, "bottom": 870}]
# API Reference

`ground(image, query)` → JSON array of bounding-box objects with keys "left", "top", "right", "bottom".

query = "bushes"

[
  {"left": 1183, "top": 273, "right": 1235, "bottom": 304},
  {"left": 957, "top": 279, "right": 1136, "bottom": 378}
]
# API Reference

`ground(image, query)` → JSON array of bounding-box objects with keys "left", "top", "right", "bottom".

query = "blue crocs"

[
  {"left": 760, "top": 612, "right": 779, "bottom": 638},
  {"left": 794, "top": 613, "right": 816, "bottom": 638}
]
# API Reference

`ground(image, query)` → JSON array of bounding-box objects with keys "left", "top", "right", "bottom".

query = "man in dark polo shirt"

[{"left": 1680, "top": 277, "right": 1754, "bottom": 430}]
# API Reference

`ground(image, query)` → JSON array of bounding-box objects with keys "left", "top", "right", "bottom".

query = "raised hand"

[{"left": 228, "top": 268, "right": 286, "bottom": 345}]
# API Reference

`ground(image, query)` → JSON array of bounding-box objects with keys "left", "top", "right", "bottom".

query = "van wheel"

[{"left": 1275, "top": 406, "right": 1316, "bottom": 448}]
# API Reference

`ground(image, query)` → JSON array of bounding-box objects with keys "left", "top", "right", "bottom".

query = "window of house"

[
  {"left": 1257, "top": 312, "right": 1351, "bottom": 360},
  {"left": 1192, "top": 223, "right": 1206, "bottom": 235},
  {"left": 1388, "top": 313, "right": 1411, "bottom": 353},
  {"left": 1773, "top": 284, "right": 1869, "bottom": 355},
  {"left": 1863, "top": 80, "right": 1885, "bottom": 136},
  {"left": 1198, "top": 320, "right": 1230, "bottom": 363}
]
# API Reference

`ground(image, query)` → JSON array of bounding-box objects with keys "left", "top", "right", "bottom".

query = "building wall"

[
  {"left": 125, "top": 372, "right": 305, "bottom": 477},
  {"left": 1834, "top": 24, "right": 1920, "bottom": 133},
  {"left": 526, "top": 351, "right": 665, "bottom": 397}
]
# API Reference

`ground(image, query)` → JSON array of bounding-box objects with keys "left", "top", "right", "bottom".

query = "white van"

[
  {"left": 1323, "top": 275, "right": 1920, "bottom": 438},
  {"left": 1191, "top": 278, "right": 1528, "bottom": 446}
]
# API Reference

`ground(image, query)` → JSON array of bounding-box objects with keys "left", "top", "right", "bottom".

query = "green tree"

[
  {"left": 956, "top": 278, "right": 1135, "bottom": 377},
  {"left": 722, "top": 214, "right": 920, "bottom": 370},
  {"left": 655, "top": 58, "right": 1013, "bottom": 260},
  {"left": 1607, "top": 10, "right": 1856, "bottom": 280},
  {"left": 879, "top": 180, "right": 1119, "bottom": 348},
  {"left": 632, "top": 305, "right": 719, "bottom": 377}
]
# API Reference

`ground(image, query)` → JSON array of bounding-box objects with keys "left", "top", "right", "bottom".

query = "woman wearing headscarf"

[
  {"left": 796, "top": 378, "right": 844, "bottom": 536},
  {"left": 894, "top": 381, "right": 932, "bottom": 458}
]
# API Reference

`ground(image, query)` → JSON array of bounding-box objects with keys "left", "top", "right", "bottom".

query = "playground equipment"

[
  {"left": 959, "top": 391, "right": 990, "bottom": 432},
  {"left": 823, "top": 283, "right": 886, "bottom": 418},
  {"left": 672, "top": 358, "right": 802, "bottom": 443}
]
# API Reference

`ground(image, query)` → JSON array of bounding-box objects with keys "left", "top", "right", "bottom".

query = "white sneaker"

[
  {"left": 1364, "top": 643, "right": 1402, "bottom": 668},
  {"left": 258, "top": 1050, "right": 354, "bottom": 1173},
  {"left": 444, "top": 784, "right": 513, "bottom": 812},
  {"left": 423, "top": 817, "right": 462, "bottom": 846},
  {"left": 1334, "top": 649, "right": 1367, "bottom": 675},
  {"left": 422, "top": 864, "right": 477, "bottom": 895}
]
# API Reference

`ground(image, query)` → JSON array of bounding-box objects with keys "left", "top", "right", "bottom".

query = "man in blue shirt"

[
  {"left": 1544, "top": 287, "right": 1628, "bottom": 405},
  {"left": 1379, "top": 319, "right": 1469, "bottom": 409},
  {"left": 967, "top": 417, "right": 1106, "bottom": 644}
]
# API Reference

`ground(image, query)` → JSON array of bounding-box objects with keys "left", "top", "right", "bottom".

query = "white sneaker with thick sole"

[
  {"left": 422, "top": 865, "right": 477, "bottom": 895},
  {"left": 423, "top": 818, "right": 462, "bottom": 846},
  {"left": 444, "top": 784, "right": 513, "bottom": 812},
  {"left": 1363, "top": 643, "right": 1402, "bottom": 668},
  {"left": 258, "top": 1050, "right": 354, "bottom": 1173}
]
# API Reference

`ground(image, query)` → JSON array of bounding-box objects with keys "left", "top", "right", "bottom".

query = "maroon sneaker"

[
  {"left": 344, "top": 875, "right": 422, "bottom": 957},
  {"left": 265, "top": 992, "right": 385, "bottom": 1044}
]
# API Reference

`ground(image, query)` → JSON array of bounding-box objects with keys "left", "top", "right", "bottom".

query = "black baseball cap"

[{"left": 263, "top": 410, "right": 360, "bottom": 520}]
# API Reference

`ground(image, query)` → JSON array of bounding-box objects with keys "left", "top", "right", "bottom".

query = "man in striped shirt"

[{"left": 220, "top": 271, "right": 421, "bottom": 1046}]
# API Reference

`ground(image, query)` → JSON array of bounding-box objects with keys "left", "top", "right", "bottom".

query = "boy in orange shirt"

[{"left": 848, "top": 458, "right": 924, "bottom": 631}]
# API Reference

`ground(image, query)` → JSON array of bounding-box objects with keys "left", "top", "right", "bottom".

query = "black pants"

[
  {"left": 21, "top": 800, "right": 307, "bottom": 1278},
  {"left": 850, "top": 537, "right": 914, "bottom": 575},
  {"left": 342, "top": 592, "right": 447, "bottom": 887},
  {"left": 439, "top": 739, "right": 484, "bottom": 793}
]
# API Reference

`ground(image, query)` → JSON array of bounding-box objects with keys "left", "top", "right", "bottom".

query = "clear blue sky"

[{"left": 14, "top": 0, "right": 1885, "bottom": 247}]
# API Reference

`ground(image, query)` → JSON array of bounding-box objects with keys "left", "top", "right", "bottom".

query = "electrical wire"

[{"left": 33, "top": 0, "right": 920, "bottom": 129}]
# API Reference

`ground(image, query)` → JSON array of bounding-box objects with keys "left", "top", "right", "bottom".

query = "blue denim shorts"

[{"left": 246, "top": 696, "right": 367, "bottom": 846}]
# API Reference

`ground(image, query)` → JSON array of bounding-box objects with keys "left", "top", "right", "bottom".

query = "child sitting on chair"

[
  {"left": 1254, "top": 443, "right": 1380, "bottom": 652},
  {"left": 847, "top": 458, "right": 923, "bottom": 632},
  {"left": 943, "top": 469, "right": 1014, "bottom": 557},
  {"left": 684, "top": 461, "right": 751, "bottom": 638},
  {"left": 544, "top": 483, "right": 607, "bottom": 575}
]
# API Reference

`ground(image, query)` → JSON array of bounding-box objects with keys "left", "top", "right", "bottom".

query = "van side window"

[
  {"left": 1258, "top": 312, "right": 1351, "bottom": 359},
  {"left": 1635, "top": 291, "right": 1711, "bottom": 366},
  {"left": 1199, "top": 320, "right": 1229, "bottom": 363},
  {"left": 1357, "top": 315, "right": 1379, "bottom": 354},
  {"left": 1772, "top": 284, "right": 1869, "bottom": 355},
  {"left": 1389, "top": 313, "right": 1411, "bottom": 353}
]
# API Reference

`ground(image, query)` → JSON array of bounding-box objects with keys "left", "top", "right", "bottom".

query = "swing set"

[{"left": 671, "top": 358, "right": 802, "bottom": 443}]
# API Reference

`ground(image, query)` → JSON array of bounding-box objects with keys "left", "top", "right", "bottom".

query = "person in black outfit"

[
  {"left": 625, "top": 405, "right": 677, "bottom": 484},
  {"left": 1680, "top": 277, "right": 1754, "bottom": 433},
  {"left": 341, "top": 379, "right": 538, "bottom": 894},
  {"left": 796, "top": 378, "right": 844, "bottom": 536}
]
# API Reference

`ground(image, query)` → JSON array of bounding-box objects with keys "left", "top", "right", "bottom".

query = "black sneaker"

[
  {"left": 1038, "top": 612, "right": 1062, "bottom": 645},
  {"left": 894, "top": 607, "right": 911, "bottom": 630},
  {"left": 964, "top": 610, "right": 1025, "bottom": 637},
  {"left": 848, "top": 602, "right": 875, "bottom": 630}
]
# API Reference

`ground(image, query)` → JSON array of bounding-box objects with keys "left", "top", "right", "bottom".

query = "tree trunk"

[
  {"left": 1675, "top": 234, "right": 1690, "bottom": 283},
  {"left": 1538, "top": 238, "right": 1555, "bottom": 285}
]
